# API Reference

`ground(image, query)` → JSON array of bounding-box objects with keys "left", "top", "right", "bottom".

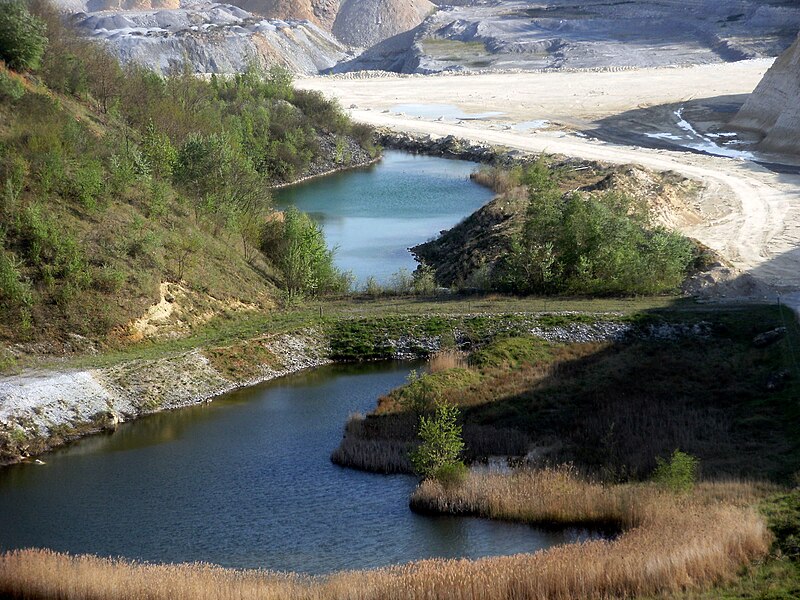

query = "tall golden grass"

[
  {"left": 0, "top": 469, "right": 773, "bottom": 600},
  {"left": 428, "top": 349, "right": 469, "bottom": 372}
]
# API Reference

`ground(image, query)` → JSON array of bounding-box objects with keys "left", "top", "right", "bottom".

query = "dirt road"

[{"left": 298, "top": 61, "right": 800, "bottom": 299}]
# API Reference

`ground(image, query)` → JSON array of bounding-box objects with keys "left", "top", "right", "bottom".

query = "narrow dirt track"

[{"left": 298, "top": 62, "right": 800, "bottom": 299}]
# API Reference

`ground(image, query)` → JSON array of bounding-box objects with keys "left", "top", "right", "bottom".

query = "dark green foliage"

[
  {"left": 0, "top": 11, "right": 373, "bottom": 340},
  {"left": 0, "top": 0, "right": 47, "bottom": 71},
  {"left": 763, "top": 491, "right": 800, "bottom": 559},
  {"left": 496, "top": 161, "right": 694, "bottom": 296}
]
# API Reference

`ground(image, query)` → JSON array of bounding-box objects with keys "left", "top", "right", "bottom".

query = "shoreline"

[
  {"left": 269, "top": 154, "right": 383, "bottom": 190},
  {"left": 0, "top": 329, "right": 331, "bottom": 467},
  {"left": 295, "top": 63, "right": 800, "bottom": 296}
]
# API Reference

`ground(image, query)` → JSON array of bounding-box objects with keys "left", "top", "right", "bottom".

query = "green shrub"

[
  {"left": 410, "top": 401, "right": 466, "bottom": 480},
  {"left": 0, "top": 68, "right": 24, "bottom": 100},
  {"left": 261, "top": 206, "right": 343, "bottom": 298},
  {"left": 0, "top": 0, "right": 47, "bottom": 71},
  {"left": 0, "top": 247, "right": 31, "bottom": 309},
  {"left": 141, "top": 121, "right": 176, "bottom": 180},
  {"left": 400, "top": 370, "right": 441, "bottom": 414},
  {"left": 389, "top": 267, "right": 414, "bottom": 295},
  {"left": 652, "top": 449, "right": 699, "bottom": 493},
  {"left": 363, "top": 275, "right": 383, "bottom": 297},
  {"left": 412, "top": 263, "right": 437, "bottom": 295},
  {"left": 62, "top": 159, "right": 104, "bottom": 210},
  {"left": 496, "top": 162, "right": 694, "bottom": 296}
]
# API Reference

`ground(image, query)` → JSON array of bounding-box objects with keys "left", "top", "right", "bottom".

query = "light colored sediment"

[
  {"left": 332, "top": 0, "right": 434, "bottom": 48},
  {"left": 0, "top": 329, "right": 330, "bottom": 464},
  {"left": 336, "top": 0, "right": 800, "bottom": 74},
  {"left": 62, "top": 2, "right": 350, "bottom": 75},
  {"left": 733, "top": 34, "right": 800, "bottom": 155},
  {"left": 298, "top": 60, "right": 800, "bottom": 299}
]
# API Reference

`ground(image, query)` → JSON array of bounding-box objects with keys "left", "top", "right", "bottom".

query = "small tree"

[
  {"left": 652, "top": 449, "right": 699, "bottom": 493},
  {"left": 0, "top": 0, "right": 48, "bottom": 72},
  {"left": 410, "top": 401, "right": 466, "bottom": 482}
]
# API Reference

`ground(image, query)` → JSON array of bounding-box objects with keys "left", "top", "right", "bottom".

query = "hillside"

[
  {"left": 732, "top": 32, "right": 800, "bottom": 155},
  {"left": 61, "top": 2, "right": 350, "bottom": 75},
  {"left": 0, "top": 2, "right": 376, "bottom": 355}
]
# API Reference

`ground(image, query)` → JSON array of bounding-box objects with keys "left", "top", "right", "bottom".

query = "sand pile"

[
  {"left": 733, "top": 33, "right": 800, "bottom": 155},
  {"left": 228, "top": 0, "right": 340, "bottom": 28},
  {"left": 332, "top": 0, "right": 434, "bottom": 48},
  {"left": 56, "top": 0, "right": 180, "bottom": 8}
]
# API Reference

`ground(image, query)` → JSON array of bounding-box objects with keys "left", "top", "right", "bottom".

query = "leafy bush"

[
  {"left": 389, "top": 267, "right": 414, "bottom": 294},
  {"left": 261, "top": 207, "right": 345, "bottom": 298},
  {"left": 410, "top": 401, "right": 466, "bottom": 481},
  {"left": 0, "top": 247, "right": 32, "bottom": 313},
  {"left": 412, "top": 263, "right": 437, "bottom": 295},
  {"left": 496, "top": 162, "right": 694, "bottom": 296},
  {"left": 652, "top": 450, "right": 699, "bottom": 493},
  {"left": 62, "top": 160, "right": 104, "bottom": 210},
  {"left": 0, "top": 0, "right": 47, "bottom": 71}
]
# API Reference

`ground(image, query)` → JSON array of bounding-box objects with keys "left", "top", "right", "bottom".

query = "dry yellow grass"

[
  {"left": 428, "top": 349, "right": 469, "bottom": 372},
  {"left": 0, "top": 469, "right": 773, "bottom": 600}
]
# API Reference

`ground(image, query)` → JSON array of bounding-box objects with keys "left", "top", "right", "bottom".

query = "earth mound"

[
  {"left": 732, "top": 33, "right": 800, "bottom": 156},
  {"left": 332, "top": 0, "right": 434, "bottom": 48}
]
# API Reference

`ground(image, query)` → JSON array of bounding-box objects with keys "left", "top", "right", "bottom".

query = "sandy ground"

[{"left": 298, "top": 60, "right": 800, "bottom": 305}]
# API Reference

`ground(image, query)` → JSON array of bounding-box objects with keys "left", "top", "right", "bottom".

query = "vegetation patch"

[
  {"left": 203, "top": 341, "right": 282, "bottom": 381},
  {"left": 336, "top": 304, "right": 800, "bottom": 482},
  {"left": 0, "top": 1, "right": 375, "bottom": 347}
]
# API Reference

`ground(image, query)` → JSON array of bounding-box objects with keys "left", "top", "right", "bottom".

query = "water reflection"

[
  {"left": 0, "top": 363, "right": 581, "bottom": 574},
  {"left": 275, "top": 151, "right": 494, "bottom": 285}
]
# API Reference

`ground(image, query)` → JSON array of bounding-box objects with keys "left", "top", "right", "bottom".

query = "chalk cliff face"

[
  {"left": 222, "top": 0, "right": 340, "bottom": 29},
  {"left": 332, "top": 0, "right": 434, "bottom": 48},
  {"left": 733, "top": 34, "right": 800, "bottom": 155},
  {"left": 64, "top": 2, "right": 350, "bottom": 75}
]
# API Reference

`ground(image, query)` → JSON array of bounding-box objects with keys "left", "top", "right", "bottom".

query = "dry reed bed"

[{"left": 0, "top": 470, "right": 772, "bottom": 600}]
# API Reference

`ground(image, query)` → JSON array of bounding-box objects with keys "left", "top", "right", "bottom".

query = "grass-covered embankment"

[
  {"left": 334, "top": 302, "right": 800, "bottom": 480},
  {"left": 0, "top": 0, "right": 376, "bottom": 347}
]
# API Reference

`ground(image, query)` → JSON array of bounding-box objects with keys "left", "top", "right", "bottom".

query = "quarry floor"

[{"left": 299, "top": 60, "right": 800, "bottom": 305}]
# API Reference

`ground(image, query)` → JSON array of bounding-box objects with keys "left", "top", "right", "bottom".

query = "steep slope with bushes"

[{"left": 0, "top": 0, "right": 376, "bottom": 351}]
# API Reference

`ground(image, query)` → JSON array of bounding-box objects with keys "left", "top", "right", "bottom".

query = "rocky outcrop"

[
  {"left": 332, "top": 0, "right": 434, "bottom": 48},
  {"left": 63, "top": 2, "right": 351, "bottom": 75},
  {"left": 732, "top": 33, "right": 800, "bottom": 155},
  {"left": 334, "top": 0, "right": 800, "bottom": 74},
  {"left": 226, "top": 0, "right": 340, "bottom": 29},
  {"left": 377, "top": 129, "right": 517, "bottom": 164}
]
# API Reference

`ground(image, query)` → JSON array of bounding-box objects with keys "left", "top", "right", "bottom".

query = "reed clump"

[{"left": 0, "top": 468, "right": 772, "bottom": 600}]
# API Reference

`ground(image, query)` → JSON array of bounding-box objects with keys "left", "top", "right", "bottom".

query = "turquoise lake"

[{"left": 275, "top": 151, "right": 494, "bottom": 285}]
